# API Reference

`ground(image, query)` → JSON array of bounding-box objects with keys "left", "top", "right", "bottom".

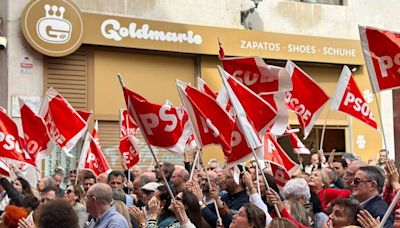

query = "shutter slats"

[{"left": 45, "top": 47, "right": 88, "bottom": 110}]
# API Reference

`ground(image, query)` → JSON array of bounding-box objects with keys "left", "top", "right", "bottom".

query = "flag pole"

[
  {"left": 118, "top": 74, "right": 175, "bottom": 200},
  {"left": 348, "top": 116, "right": 353, "bottom": 153},
  {"left": 374, "top": 93, "right": 388, "bottom": 151},
  {"left": 199, "top": 150, "right": 222, "bottom": 225},
  {"left": 218, "top": 67, "right": 281, "bottom": 217},
  {"left": 319, "top": 109, "right": 330, "bottom": 151},
  {"left": 255, "top": 161, "right": 261, "bottom": 195},
  {"left": 379, "top": 189, "right": 400, "bottom": 228},
  {"left": 189, "top": 148, "right": 200, "bottom": 180}
]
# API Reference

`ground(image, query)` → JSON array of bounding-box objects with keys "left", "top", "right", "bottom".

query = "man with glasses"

[
  {"left": 351, "top": 166, "right": 394, "bottom": 228},
  {"left": 343, "top": 160, "right": 367, "bottom": 190},
  {"left": 86, "top": 183, "right": 129, "bottom": 228}
]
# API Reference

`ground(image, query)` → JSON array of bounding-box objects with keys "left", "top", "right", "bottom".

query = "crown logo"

[
  {"left": 44, "top": 4, "right": 65, "bottom": 19},
  {"left": 36, "top": 4, "right": 72, "bottom": 44}
]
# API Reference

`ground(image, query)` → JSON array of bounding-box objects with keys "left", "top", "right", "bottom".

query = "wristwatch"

[{"left": 199, "top": 200, "right": 204, "bottom": 206}]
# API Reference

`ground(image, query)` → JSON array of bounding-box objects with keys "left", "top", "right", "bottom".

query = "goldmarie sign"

[{"left": 21, "top": 0, "right": 363, "bottom": 65}]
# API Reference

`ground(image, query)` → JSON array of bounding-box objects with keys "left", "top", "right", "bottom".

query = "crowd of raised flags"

[{"left": 0, "top": 25, "right": 397, "bottom": 215}]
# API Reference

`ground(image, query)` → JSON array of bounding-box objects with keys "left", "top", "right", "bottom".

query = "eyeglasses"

[
  {"left": 352, "top": 178, "right": 373, "bottom": 186},
  {"left": 66, "top": 189, "right": 74, "bottom": 194}
]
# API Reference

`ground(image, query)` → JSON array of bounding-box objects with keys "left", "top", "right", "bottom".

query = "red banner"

[
  {"left": 119, "top": 110, "right": 140, "bottom": 169},
  {"left": 331, "top": 66, "right": 378, "bottom": 130},
  {"left": 270, "top": 162, "right": 291, "bottom": 188},
  {"left": 359, "top": 26, "right": 400, "bottom": 92},
  {"left": 177, "top": 80, "right": 234, "bottom": 149},
  {"left": 220, "top": 51, "right": 292, "bottom": 95},
  {"left": 20, "top": 99, "right": 53, "bottom": 162},
  {"left": 78, "top": 123, "right": 111, "bottom": 176},
  {"left": 39, "top": 88, "right": 87, "bottom": 157},
  {"left": 123, "top": 87, "right": 191, "bottom": 153},
  {"left": 288, "top": 130, "right": 310, "bottom": 155},
  {"left": 0, "top": 111, "right": 33, "bottom": 164},
  {"left": 263, "top": 134, "right": 298, "bottom": 175},
  {"left": 285, "top": 61, "right": 329, "bottom": 139}
]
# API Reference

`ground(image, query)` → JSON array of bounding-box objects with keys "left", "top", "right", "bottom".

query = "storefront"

[{"left": 20, "top": 0, "right": 382, "bottom": 170}]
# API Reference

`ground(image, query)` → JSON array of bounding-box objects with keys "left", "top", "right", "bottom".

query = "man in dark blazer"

[{"left": 352, "top": 166, "right": 394, "bottom": 228}]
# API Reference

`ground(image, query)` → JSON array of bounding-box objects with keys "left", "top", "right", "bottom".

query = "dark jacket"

[{"left": 363, "top": 195, "right": 394, "bottom": 228}]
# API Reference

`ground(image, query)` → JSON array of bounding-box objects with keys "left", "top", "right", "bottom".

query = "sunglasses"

[
  {"left": 352, "top": 178, "right": 373, "bottom": 186},
  {"left": 66, "top": 189, "right": 74, "bottom": 194}
]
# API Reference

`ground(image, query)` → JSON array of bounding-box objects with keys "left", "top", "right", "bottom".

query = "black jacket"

[{"left": 362, "top": 195, "right": 394, "bottom": 228}]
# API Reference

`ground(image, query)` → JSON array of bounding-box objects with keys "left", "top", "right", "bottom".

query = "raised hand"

[
  {"left": 385, "top": 160, "right": 400, "bottom": 189},
  {"left": 357, "top": 210, "right": 380, "bottom": 228}
]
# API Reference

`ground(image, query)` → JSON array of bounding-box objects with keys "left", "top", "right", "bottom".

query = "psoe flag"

[
  {"left": 39, "top": 88, "right": 87, "bottom": 157},
  {"left": 359, "top": 25, "right": 400, "bottom": 92},
  {"left": 331, "top": 66, "right": 378, "bottom": 130}
]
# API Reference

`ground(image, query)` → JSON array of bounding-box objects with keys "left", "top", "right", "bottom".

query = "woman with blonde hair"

[
  {"left": 63, "top": 185, "right": 87, "bottom": 228},
  {"left": 267, "top": 218, "right": 297, "bottom": 228}
]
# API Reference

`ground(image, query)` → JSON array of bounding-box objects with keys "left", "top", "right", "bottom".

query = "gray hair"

[
  {"left": 358, "top": 166, "right": 385, "bottom": 194},
  {"left": 282, "top": 178, "right": 311, "bottom": 201},
  {"left": 90, "top": 183, "right": 113, "bottom": 205}
]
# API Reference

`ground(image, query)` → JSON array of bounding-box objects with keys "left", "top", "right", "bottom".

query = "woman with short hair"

[{"left": 63, "top": 185, "right": 87, "bottom": 228}]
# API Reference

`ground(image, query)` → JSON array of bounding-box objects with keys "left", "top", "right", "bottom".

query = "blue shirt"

[{"left": 88, "top": 206, "right": 129, "bottom": 228}]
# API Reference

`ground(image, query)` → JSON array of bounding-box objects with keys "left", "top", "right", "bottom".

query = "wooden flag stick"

[
  {"left": 118, "top": 74, "right": 175, "bottom": 200},
  {"left": 374, "top": 93, "right": 388, "bottom": 151},
  {"left": 379, "top": 189, "right": 400, "bottom": 228},
  {"left": 189, "top": 149, "right": 200, "bottom": 180},
  {"left": 319, "top": 109, "right": 331, "bottom": 151}
]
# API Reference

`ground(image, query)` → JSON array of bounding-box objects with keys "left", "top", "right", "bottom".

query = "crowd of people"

[{"left": 0, "top": 149, "right": 398, "bottom": 228}]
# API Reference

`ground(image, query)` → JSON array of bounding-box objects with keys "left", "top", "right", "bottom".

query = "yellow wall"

[{"left": 93, "top": 50, "right": 196, "bottom": 120}]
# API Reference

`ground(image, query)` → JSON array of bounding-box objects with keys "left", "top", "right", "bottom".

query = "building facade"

[{"left": 0, "top": 0, "right": 398, "bottom": 173}]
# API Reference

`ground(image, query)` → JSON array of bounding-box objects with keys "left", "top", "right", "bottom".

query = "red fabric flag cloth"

[
  {"left": 119, "top": 110, "right": 140, "bottom": 169},
  {"left": 359, "top": 25, "right": 400, "bottom": 92},
  {"left": 331, "top": 66, "right": 378, "bottom": 130},
  {"left": 219, "top": 48, "right": 292, "bottom": 95},
  {"left": 288, "top": 130, "right": 310, "bottom": 155},
  {"left": 177, "top": 80, "right": 234, "bottom": 149},
  {"left": 77, "top": 110, "right": 92, "bottom": 123},
  {"left": 39, "top": 88, "right": 87, "bottom": 157},
  {"left": 219, "top": 66, "right": 283, "bottom": 136},
  {"left": 263, "top": 134, "right": 299, "bottom": 175},
  {"left": 78, "top": 123, "right": 111, "bottom": 176},
  {"left": 0, "top": 111, "right": 33, "bottom": 164},
  {"left": 123, "top": 87, "right": 191, "bottom": 153},
  {"left": 19, "top": 99, "right": 53, "bottom": 162},
  {"left": 285, "top": 61, "right": 329, "bottom": 139}
]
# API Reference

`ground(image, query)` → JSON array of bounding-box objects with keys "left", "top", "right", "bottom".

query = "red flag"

[
  {"left": 123, "top": 87, "right": 191, "bottom": 153},
  {"left": 78, "top": 123, "right": 111, "bottom": 176},
  {"left": 263, "top": 134, "right": 298, "bottom": 175},
  {"left": 359, "top": 26, "right": 400, "bottom": 92},
  {"left": 0, "top": 111, "right": 33, "bottom": 163},
  {"left": 119, "top": 110, "right": 140, "bottom": 169},
  {"left": 285, "top": 61, "right": 329, "bottom": 139},
  {"left": 219, "top": 46, "right": 292, "bottom": 94},
  {"left": 19, "top": 99, "right": 53, "bottom": 162},
  {"left": 77, "top": 110, "right": 92, "bottom": 123},
  {"left": 260, "top": 93, "right": 289, "bottom": 135},
  {"left": 219, "top": 66, "right": 283, "bottom": 136},
  {"left": 39, "top": 88, "right": 87, "bottom": 157},
  {"left": 0, "top": 159, "right": 10, "bottom": 177},
  {"left": 177, "top": 80, "right": 234, "bottom": 149},
  {"left": 270, "top": 162, "right": 291, "bottom": 188},
  {"left": 331, "top": 66, "right": 378, "bottom": 129},
  {"left": 288, "top": 130, "right": 310, "bottom": 155},
  {"left": 197, "top": 78, "right": 217, "bottom": 99}
]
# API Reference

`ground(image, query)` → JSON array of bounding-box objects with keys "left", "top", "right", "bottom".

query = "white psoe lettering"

[
  {"left": 343, "top": 92, "right": 375, "bottom": 120},
  {"left": 101, "top": 19, "right": 202, "bottom": 44},
  {"left": 378, "top": 53, "right": 400, "bottom": 77}
]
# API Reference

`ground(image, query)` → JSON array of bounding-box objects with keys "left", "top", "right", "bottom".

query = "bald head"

[
  {"left": 87, "top": 183, "right": 113, "bottom": 205},
  {"left": 171, "top": 168, "right": 189, "bottom": 191}
]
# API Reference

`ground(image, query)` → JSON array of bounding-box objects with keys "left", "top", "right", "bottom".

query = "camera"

[{"left": 0, "top": 36, "right": 7, "bottom": 49}]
